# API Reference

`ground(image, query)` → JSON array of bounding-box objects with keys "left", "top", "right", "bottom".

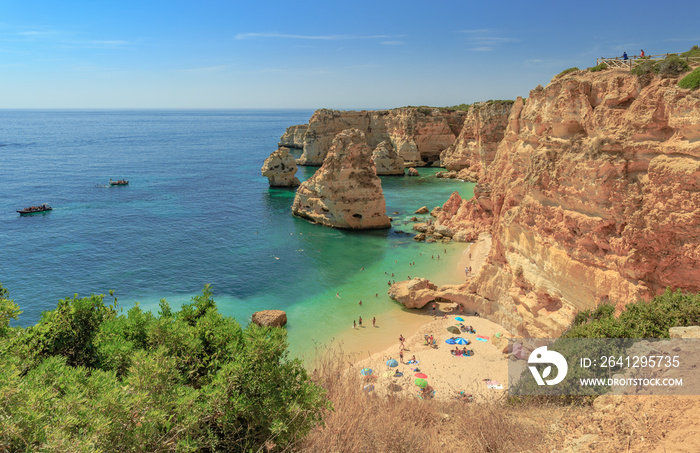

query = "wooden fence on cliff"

[{"left": 597, "top": 54, "right": 700, "bottom": 70}]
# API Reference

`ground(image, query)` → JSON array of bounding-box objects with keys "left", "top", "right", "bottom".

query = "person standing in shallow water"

[
  {"left": 372, "top": 317, "right": 376, "bottom": 327},
  {"left": 358, "top": 316, "right": 362, "bottom": 327}
]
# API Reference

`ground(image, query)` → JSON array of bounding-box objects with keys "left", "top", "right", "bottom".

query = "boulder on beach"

[{"left": 388, "top": 278, "right": 439, "bottom": 309}]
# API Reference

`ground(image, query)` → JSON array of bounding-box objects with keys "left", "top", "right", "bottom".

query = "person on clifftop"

[{"left": 622, "top": 51, "right": 628, "bottom": 60}]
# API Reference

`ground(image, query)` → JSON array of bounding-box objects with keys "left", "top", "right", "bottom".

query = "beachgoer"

[
  {"left": 399, "top": 350, "right": 404, "bottom": 362},
  {"left": 437, "top": 255, "right": 440, "bottom": 260},
  {"left": 459, "top": 304, "right": 464, "bottom": 315},
  {"left": 336, "top": 293, "right": 341, "bottom": 299},
  {"left": 353, "top": 320, "right": 356, "bottom": 329},
  {"left": 411, "top": 355, "right": 417, "bottom": 363},
  {"left": 358, "top": 316, "right": 362, "bottom": 327},
  {"left": 372, "top": 316, "right": 376, "bottom": 327},
  {"left": 361, "top": 267, "right": 364, "bottom": 271},
  {"left": 622, "top": 51, "right": 628, "bottom": 60},
  {"left": 359, "top": 300, "right": 362, "bottom": 305},
  {"left": 640, "top": 49, "right": 645, "bottom": 57},
  {"left": 399, "top": 334, "right": 405, "bottom": 344},
  {"left": 375, "top": 293, "right": 378, "bottom": 297},
  {"left": 391, "top": 273, "right": 394, "bottom": 277}
]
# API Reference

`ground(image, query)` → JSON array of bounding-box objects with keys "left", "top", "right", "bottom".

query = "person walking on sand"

[
  {"left": 399, "top": 349, "right": 404, "bottom": 362},
  {"left": 358, "top": 316, "right": 363, "bottom": 327},
  {"left": 372, "top": 316, "right": 376, "bottom": 327},
  {"left": 353, "top": 320, "right": 356, "bottom": 329}
]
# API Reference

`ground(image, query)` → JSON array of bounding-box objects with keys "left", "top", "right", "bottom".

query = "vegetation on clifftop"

[{"left": 0, "top": 284, "right": 328, "bottom": 452}]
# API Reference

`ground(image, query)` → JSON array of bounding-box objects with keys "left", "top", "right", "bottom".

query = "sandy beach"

[
  {"left": 343, "top": 234, "right": 509, "bottom": 402},
  {"left": 353, "top": 309, "right": 510, "bottom": 402}
]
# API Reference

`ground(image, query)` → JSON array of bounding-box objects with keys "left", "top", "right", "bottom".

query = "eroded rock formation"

[
  {"left": 431, "top": 69, "right": 700, "bottom": 337},
  {"left": 439, "top": 101, "right": 513, "bottom": 181},
  {"left": 291, "top": 128, "right": 391, "bottom": 229},
  {"left": 278, "top": 124, "right": 308, "bottom": 149},
  {"left": 294, "top": 108, "right": 467, "bottom": 166},
  {"left": 372, "top": 141, "right": 405, "bottom": 175},
  {"left": 261, "top": 147, "right": 300, "bottom": 187}
]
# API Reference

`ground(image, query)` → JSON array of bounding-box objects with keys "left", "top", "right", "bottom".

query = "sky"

[{"left": 1, "top": 0, "right": 699, "bottom": 109}]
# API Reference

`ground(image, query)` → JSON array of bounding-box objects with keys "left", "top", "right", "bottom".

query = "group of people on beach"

[{"left": 353, "top": 316, "right": 376, "bottom": 329}]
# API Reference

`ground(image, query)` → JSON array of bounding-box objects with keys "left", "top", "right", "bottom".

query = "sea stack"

[
  {"left": 261, "top": 147, "right": 300, "bottom": 187},
  {"left": 291, "top": 128, "right": 391, "bottom": 229},
  {"left": 371, "top": 140, "right": 405, "bottom": 175}
]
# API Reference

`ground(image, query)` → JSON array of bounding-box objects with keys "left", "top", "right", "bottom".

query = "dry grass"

[{"left": 293, "top": 347, "right": 548, "bottom": 453}]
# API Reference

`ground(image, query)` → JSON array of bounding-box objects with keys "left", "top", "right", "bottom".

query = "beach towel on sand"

[
  {"left": 486, "top": 380, "right": 503, "bottom": 390},
  {"left": 476, "top": 335, "right": 489, "bottom": 342}
]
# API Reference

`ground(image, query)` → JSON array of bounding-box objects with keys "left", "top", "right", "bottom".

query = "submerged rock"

[{"left": 291, "top": 128, "right": 391, "bottom": 229}]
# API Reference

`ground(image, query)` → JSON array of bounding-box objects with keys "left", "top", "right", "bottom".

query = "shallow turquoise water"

[{"left": 0, "top": 110, "right": 474, "bottom": 358}]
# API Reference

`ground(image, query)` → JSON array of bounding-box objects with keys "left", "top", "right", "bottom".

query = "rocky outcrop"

[
  {"left": 291, "top": 128, "right": 391, "bottom": 229},
  {"left": 407, "top": 167, "right": 420, "bottom": 176},
  {"left": 433, "top": 69, "right": 700, "bottom": 338},
  {"left": 296, "top": 108, "right": 467, "bottom": 166},
  {"left": 439, "top": 101, "right": 513, "bottom": 181},
  {"left": 252, "top": 310, "right": 288, "bottom": 327},
  {"left": 261, "top": 147, "right": 300, "bottom": 187},
  {"left": 371, "top": 141, "right": 405, "bottom": 175},
  {"left": 279, "top": 124, "right": 308, "bottom": 149},
  {"left": 388, "top": 278, "right": 439, "bottom": 308}
]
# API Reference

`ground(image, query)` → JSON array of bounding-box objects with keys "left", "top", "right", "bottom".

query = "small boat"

[
  {"left": 109, "top": 179, "right": 129, "bottom": 186},
  {"left": 17, "top": 203, "right": 52, "bottom": 215}
]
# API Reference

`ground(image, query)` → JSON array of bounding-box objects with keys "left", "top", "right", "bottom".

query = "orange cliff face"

[
  {"left": 439, "top": 101, "right": 514, "bottom": 180},
  {"left": 434, "top": 69, "right": 700, "bottom": 337}
]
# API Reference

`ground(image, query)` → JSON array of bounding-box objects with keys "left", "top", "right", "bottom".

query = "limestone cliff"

[
  {"left": 293, "top": 108, "right": 467, "bottom": 166},
  {"left": 291, "top": 128, "right": 391, "bottom": 229},
  {"left": 278, "top": 124, "right": 308, "bottom": 149},
  {"left": 439, "top": 101, "right": 513, "bottom": 181},
  {"left": 371, "top": 141, "right": 405, "bottom": 175},
  {"left": 261, "top": 147, "right": 300, "bottom": 187},
  {"left": 433, "top": 69, "right": 700, "bottom": 338}
]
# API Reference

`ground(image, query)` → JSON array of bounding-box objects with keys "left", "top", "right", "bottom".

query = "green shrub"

[
  {"left": 680, "top": 45, "right": 700, "bottom": 58},
  {"left": 588, "top": 62, "right": 608, "bottom": 72},
  {"left": 0, "top": 284, "right": 329, "bottom": 452},
  {"left": 556, "top": 67, "right": 579, "bottom": 79},
  {"left": 631, "top": 59, "right": 657, "bottom": 76},
  {"left": 678, "top": 66, "right": 700, "bottom": 89},
  {"left": 563, "top": 288, "right": 700, "bottom": 339},
  {"left": 656, "top": 54, "right": 690, "bottom": 76}
]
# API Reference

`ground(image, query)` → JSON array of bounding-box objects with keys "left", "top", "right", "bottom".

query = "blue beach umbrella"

[
  {"left": 445, "top": 338, "right": 457, "bottom": 345},
  {"left": 455, "top": 338, "right": 469, "bottom": 345},
  {"left": 386, "top": 359, "right": 399, "bottom": 367},
  {"left": 360, "top": 368, "right": 373, "bottom": 376}
]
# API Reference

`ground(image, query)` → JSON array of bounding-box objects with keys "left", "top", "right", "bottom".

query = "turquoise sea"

[{"left": 0, "top": 110, "right": 475, "bottom": 360}]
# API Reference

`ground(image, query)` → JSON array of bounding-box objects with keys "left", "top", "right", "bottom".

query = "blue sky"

[{"left": 1, "top": 0, "right": 698, "bottom": 109}]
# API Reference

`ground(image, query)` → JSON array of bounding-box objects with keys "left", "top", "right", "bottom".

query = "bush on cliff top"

[
  {"left": 680, "top": 45, "right": 700, "bottom": 58},
  {"left": 678, "top": 66, "right": 700, "bottom": 90},
  {"left": 0, "top": 284, "right": 329, "bottom": 452},
  {"left": 563, "top": 288, "right": 700, "bottom": 339},
  {"left": 555, "top": 67, "right": 579, "bottom": 79},
  {"left": 587, "top": 62, "right": 608, "bottom": 72}
]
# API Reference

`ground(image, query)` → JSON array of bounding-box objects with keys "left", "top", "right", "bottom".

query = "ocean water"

[{"left": 0, "top": 110, "right": 475, "bottom": 359}]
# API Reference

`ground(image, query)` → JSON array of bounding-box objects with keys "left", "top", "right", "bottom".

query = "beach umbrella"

[
  {"left": 414, "top": 372, "right": 428, "bottom": 379},
  {"left": 414, "top": 378, "right": 428, "bottom": 388},
  {"left": 455, "top": 316, "right": 465, "bottom": 322},
  {"left": 360, "top": 368, "right": 373, "bottom": 376},
  {"left": 447, "top": 326, "right": 461, "bottom": 334},
  {"left": 445, "top": 338, "right": 457, "bottom": 344},
  {"left": 386, "top": 359, "right": 399, "bottom": 367},
  {"left": 455, "top": 337, "right": 469, "bottom": 345}
]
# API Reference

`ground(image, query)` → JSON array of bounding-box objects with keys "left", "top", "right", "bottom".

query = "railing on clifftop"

[{"left": 597, "top": 54, "right": 700, "bottom": 70}]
